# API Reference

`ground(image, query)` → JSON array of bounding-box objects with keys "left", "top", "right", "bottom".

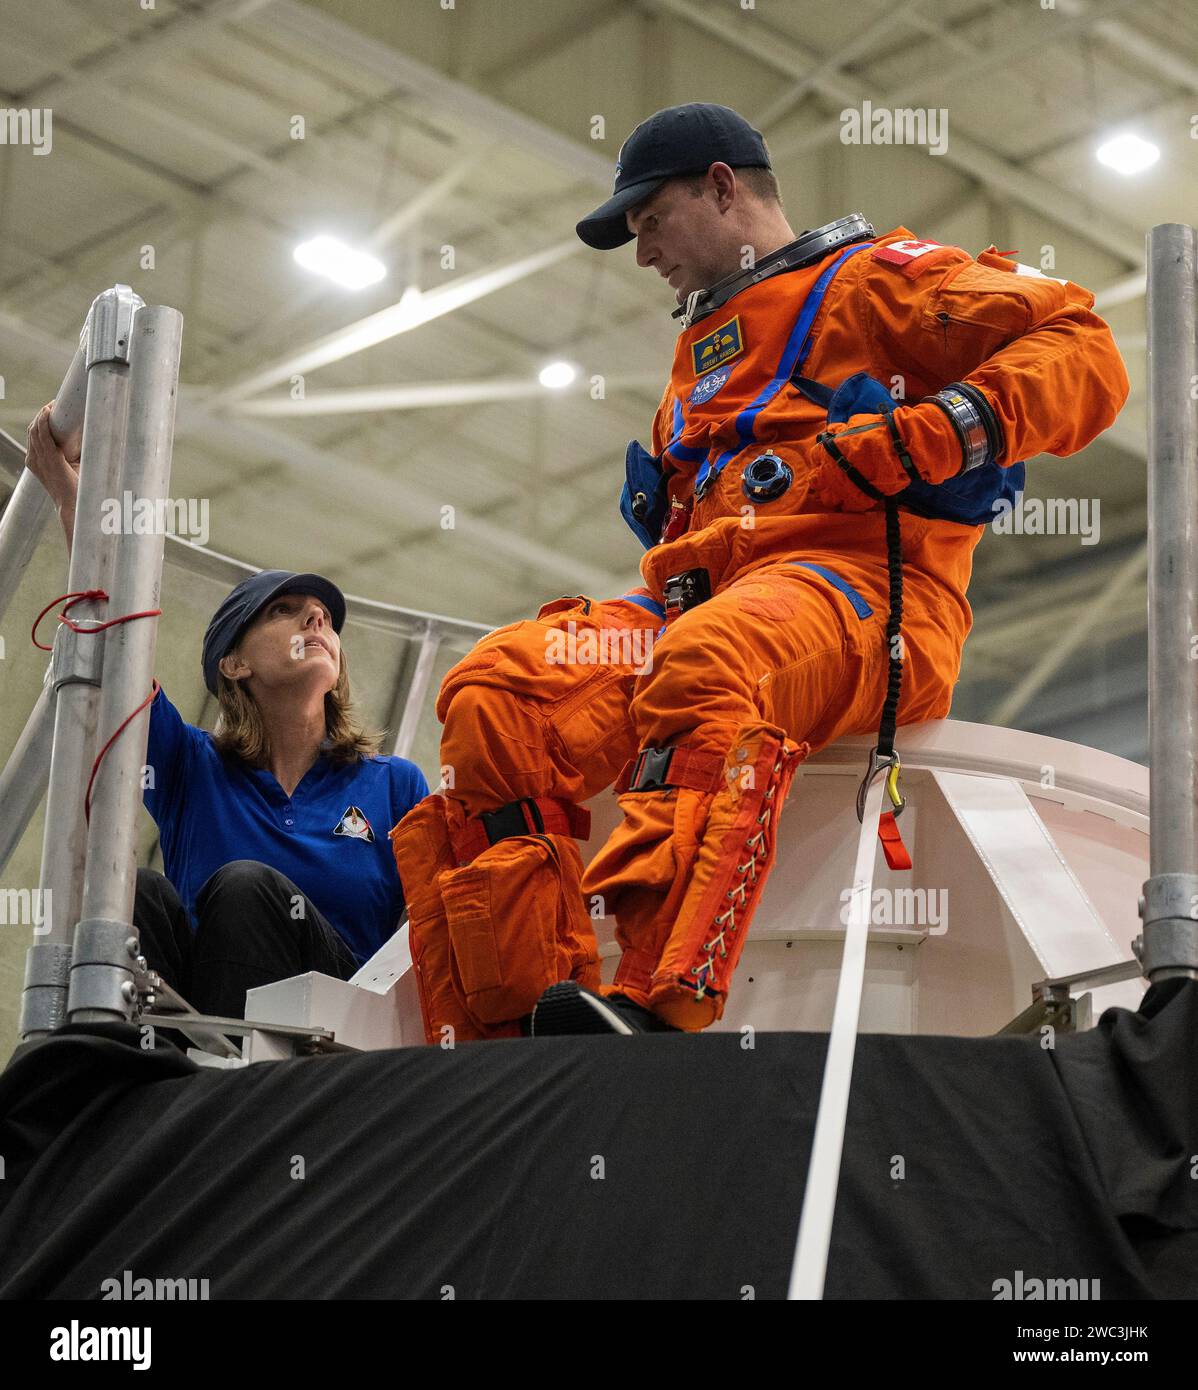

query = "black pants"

[{"left": 133, "top": 861, "right": 359, "bottom": 1021}]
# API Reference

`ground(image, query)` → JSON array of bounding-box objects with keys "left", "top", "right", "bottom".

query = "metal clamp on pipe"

[
  {"left": 19, "top": 942, "right": 73, "bottom": 1035},
  {"left": 85, "top": 284, "right": 143, "bottom": 369},
  {"left": 1136, "top": 873, "right": 1198, "bottom": 980},
  {"left": 65, "top": 918, "right": 143, "bottom": 1023},
  {"left": 47, "top": 617, "right": 106, "bottom": 693}
]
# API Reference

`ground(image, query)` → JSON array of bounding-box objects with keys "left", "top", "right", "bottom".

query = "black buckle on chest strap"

[{"left": 663, "top": 567, "right": 712, "bottom": 622}]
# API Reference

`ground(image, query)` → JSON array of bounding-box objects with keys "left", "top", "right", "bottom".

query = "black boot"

[{"left": 530, "top": 981, "right": 681, "bottom": 1036}]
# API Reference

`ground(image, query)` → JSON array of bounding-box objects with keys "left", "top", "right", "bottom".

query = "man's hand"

[
  {"left": 25, "top": 402, "right": 79, "bottom": 552},
  {"left": 807, "top": 401, "right": 966, "bottom": 513}
]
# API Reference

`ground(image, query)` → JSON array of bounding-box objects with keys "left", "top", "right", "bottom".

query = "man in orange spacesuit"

[{"left": 390, "top": 102, "right": 1129, "bottom": 1039}]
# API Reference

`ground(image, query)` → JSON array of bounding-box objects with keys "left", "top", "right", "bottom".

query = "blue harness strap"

[
  {"left": 694, "top": 241, "right": 875, "bottom": 496},
  {"left": 621, "top": 238, "right": 1026, "bottom": 545},
  {"left": 619, "top": 241, "right": 874, "bottom": 551},
  {"left": 664, "top": 398, "right": 708, "bottom": 466},
  {"left": 790, "top": 562, "right": 874, "bottom": 619},
  {"left": 617, "top": 591, "right": 666, "bottom": 620}
]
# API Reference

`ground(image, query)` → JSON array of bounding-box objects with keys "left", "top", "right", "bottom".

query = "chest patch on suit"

[
  {"left": 333, "top": 805, "right": 375, "bottom": 842},
  {"left": 689, "top": 362, "right": 736, "bottom": 405},
  {"left": 690, "top": 314, "right": 743, "bottom": 375}
]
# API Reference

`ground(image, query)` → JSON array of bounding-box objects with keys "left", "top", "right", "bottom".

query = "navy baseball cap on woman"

[
  {"left": 577, "top": 103, "right": 772, "bottom": 251},
  {"left": 202, "top": 570, "right": 347, "bottom": 695}
]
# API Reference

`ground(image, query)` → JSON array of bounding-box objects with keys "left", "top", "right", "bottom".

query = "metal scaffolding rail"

[
  {"left": 0, "top": 287, "right": 182, "bottom": 1037},
  {"left": 0, "top": 284, "right": 493, "bottom": 1046},
  {"left": 1140, "top": 222, "right": 1198, "bottom": 984}
]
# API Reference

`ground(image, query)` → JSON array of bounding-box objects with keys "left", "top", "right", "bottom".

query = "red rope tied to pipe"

[
  {"left": 84, "top": 679, "right": 160, "bottom": 825},
  {"left": 31, "top": 589, "right": 162, "bottom": 650},
  {"left": 31, "top": 589, "right": 164, "bottom": 824}
]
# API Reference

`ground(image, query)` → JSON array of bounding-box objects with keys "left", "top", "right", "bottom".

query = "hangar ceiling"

[{"left": 0, "top": 0, "right": 1188, "bottom": 773}]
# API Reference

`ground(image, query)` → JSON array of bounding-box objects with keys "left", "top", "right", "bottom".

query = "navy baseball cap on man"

[
  {"left": 202, "top": 570, "right": 347, "bottom": 696},
  {"left": 577, "top": 103, "right": 772, "bottom": 251}
]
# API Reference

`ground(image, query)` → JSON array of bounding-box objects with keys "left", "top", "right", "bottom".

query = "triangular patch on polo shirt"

[{"left": 333, "top": 805, "right": 375, "bottom": 842}]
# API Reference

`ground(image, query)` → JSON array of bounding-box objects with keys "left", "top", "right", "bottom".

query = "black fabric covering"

[{"left": 0, "top": 982, "right": 1195, "bottom": 1300}]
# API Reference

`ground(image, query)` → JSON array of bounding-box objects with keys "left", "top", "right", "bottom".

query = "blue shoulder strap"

[
  {"left": 693, "top": 241, "right": 874, "bottom": 497},
  {"left": 619, "top": 241, "right": 875, "bottom": 550}
]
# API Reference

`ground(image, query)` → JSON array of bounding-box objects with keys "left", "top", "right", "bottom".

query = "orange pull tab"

[
  {"left": 877, "top": 811, "right": 912, "bottom": 871},
  {"left": 976, "top": 246, "right": 1019, "bottom": 272}
]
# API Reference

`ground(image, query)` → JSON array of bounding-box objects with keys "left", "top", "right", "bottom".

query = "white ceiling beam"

[
  {"left": 1057, "top": 0, "right": 1198, "bottom": 317},
  {"left": 900, "top": 9, "right": 976, "bottom": 59},
  {"left": 231, "top": 371, "right": 661, "bottom": 417},
  {"left": 176, "top": 408, "right": 632, "bottom": 595},
  {"left": 189, "top": 160, "right": 491, "bottom": 388},
  {"left": 648, "top": 0, "right": 1145, "bottom": 267},
  {"left": 16, "top": 0, "right": 277, "bottom": 105},
  {"left": 962, "top": 532, "right": 1149, "bottom": 653},
  {"left": 2, "top": 24, "right": 471, "bottom": 314},
  {"left": 1094, "top": 271, "right": 1148, "bottom": 312},
  {"left": 475, "top": 0, "right": 627, "bottom": 88},
  {"left": 367, "top": 148, "right": 496, "bottom": 252},
  {"left": 769, "top": 0, "right": 1144, "bottom": 165},
  {"left": 95, "top": 92, "right": 293, "bottom": 188},
  {"left": 270, "top": 0, "right": 616, "bottom": 189},
  {"left": 750, "top": 0, "right": 930, "bottom": 130},
  {"left": 200, "top": 168, "right": 592, "bottom": 394},
  {"left": 0, "top": 308, "right": 630, "bottom": 596},
  {"left": 2, "top": 34, "right": 290, "bottom": 185},
  {"left": 1055, "top": 0, "right": 1198, "bottom": 91},
  {"left": 0, "top": 111, "right": 305, "bottom": 317},
  {"left": 146, "top": 2, "right": 624, "bottom": 390},
  {"left": 207, "top": 238, "right": 583, "bottom": 405},
  {"left": 16, "top": 1, "right": 622, "bottom": 413},
  {"left": 986, "top": 543, "right": 1147, "bottom": 726}
]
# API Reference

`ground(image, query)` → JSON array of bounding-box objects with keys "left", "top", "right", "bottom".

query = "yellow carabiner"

[{"left": 885, "top": 759, "right": 905, "bottom": 815}]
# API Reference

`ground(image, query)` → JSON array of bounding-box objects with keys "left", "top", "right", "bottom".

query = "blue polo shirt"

[{"left": 142, "top": 686, "right": 429, "bottom": 965}]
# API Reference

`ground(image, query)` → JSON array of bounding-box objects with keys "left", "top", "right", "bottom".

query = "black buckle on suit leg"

[
  {"left": 480, "top": 797, "right": 545, "bottom": 844},
  {"left": 629, "top": 746, "right": 676, "bottom": 792}
]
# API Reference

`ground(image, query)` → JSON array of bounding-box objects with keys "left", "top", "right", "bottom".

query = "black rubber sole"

[{"left": 530, "top": 982, "right": 636, "bottom": 1036}]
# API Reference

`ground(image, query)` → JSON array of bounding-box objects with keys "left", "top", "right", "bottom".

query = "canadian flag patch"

[{"left": 873, "top": 238, "right": 961, "bottom": 277}]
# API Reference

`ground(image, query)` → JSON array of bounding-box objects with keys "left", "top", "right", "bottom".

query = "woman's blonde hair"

[{"left": 212, "top": 647, "right": 383, "bottom": 768}]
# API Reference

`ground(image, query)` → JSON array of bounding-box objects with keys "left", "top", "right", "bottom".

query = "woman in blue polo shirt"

[
  {"left": 25, "top": 404, "right": 429, "bottom": 1019},
  {"left": 134, "top": 570, "right": 429, "bottom": 1017}
]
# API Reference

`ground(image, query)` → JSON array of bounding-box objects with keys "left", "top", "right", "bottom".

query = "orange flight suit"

[{"left": 391, "top": 224, "right": 1129, "bottom": 1040}]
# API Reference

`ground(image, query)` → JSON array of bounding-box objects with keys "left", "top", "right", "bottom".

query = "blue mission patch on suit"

[{"left": 689, "top": 362, "right": 736, "bottom": 406}]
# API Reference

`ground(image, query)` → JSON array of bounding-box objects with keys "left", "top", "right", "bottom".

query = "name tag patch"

[{"left": 691, "top": 314, "right": 743, "bottom": 375}]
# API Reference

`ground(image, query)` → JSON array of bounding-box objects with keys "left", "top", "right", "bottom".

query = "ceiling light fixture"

[
  {"left": 539, "top": 360, "right": 577, "bottom": 389},
  {"left": 294, "top": 235, "right": 387, "bottom": 290},
  {"left": 1095, "top": 133, "right": 1160, "bottom": 176}
]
